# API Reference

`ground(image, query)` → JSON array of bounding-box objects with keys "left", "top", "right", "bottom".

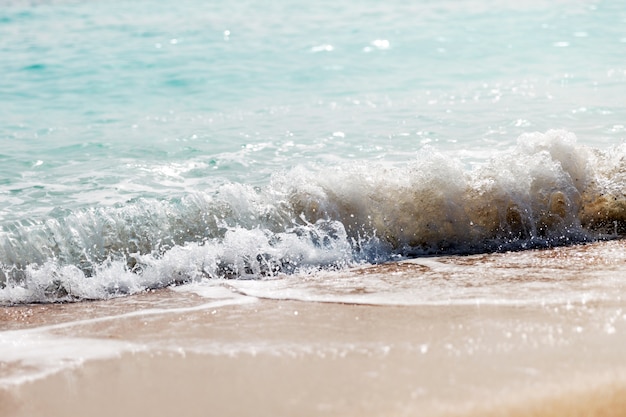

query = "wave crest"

[{"left": 2, "top": 130, "right": 626, "bottom": 303}]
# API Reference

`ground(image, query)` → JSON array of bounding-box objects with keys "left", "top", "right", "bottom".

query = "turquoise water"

[{"left": 2, "top": 0, "right": 626, "bottom": 303}]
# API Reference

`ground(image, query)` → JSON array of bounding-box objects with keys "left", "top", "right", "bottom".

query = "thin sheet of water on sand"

[{"left": 2, "top": 240, "right": 626, "bottom": 417}]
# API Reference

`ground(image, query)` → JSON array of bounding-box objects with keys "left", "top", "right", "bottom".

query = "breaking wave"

[{"left": 2, "top": 130, "right": 626, "bottom": 304}]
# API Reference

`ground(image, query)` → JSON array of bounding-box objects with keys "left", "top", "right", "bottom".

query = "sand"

[
  {"left": 2, "top": 299, "right": 626, "bottom": 416},
  {"left": 2, "top": 242, "right": 626, "bottom": 416}
]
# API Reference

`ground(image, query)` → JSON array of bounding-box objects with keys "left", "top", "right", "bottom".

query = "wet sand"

[
  {"left": 2, "top": 298, "right": 626, "bottom": 416},
  {"left": 3, "top": 241, "right": 626, "bottom": 416}
]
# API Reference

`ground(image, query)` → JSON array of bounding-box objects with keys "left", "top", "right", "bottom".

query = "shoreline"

[
  {"left": 3, "top": 240, "right": 626, "bottom": 416},
  {"left": 2, "top": 290, "right": 626, "bottom": 416}
]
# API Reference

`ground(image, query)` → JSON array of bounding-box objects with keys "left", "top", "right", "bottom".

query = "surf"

[{"left": 1, "top": 130, "right": 626, "bottom": 304}]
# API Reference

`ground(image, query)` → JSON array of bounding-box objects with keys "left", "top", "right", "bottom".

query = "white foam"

[
  {"left": 0, "top": 296, "right": 258, "bottom": 387},
  {"left": 2, "top": 130, "right": 626, "bottom": 303},
  {"left": 0, "top": 332, "right": 143, "bottom": 387}
]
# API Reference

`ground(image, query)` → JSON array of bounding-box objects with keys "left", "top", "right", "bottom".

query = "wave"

[{"left": 2, "top": 129, "right": 626, "bottom": 304}]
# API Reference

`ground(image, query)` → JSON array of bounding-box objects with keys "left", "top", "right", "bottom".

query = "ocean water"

[{"left": 2, "top": 0, "right": 626, "bottom": 304}]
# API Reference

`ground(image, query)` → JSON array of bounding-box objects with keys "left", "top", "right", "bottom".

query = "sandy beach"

[{"left": 3, "top": 242, "right": 626, "bottom": 417}]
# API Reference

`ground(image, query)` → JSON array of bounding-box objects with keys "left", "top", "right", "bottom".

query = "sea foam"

[{"left": 1, "top": 130, "right": 625, "bottom": 303}]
